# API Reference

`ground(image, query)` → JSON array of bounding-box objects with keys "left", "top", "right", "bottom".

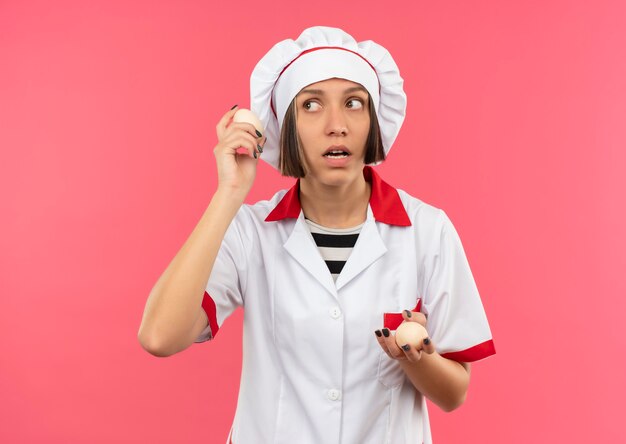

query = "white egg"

[
  {"left": 233, "top": 108, "right": 264, "bottom": 134},
  {"left": 394, "top": 322, "right": 428, "bottom": 349}
]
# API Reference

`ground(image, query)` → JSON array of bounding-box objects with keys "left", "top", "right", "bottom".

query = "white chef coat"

[{"left": 195, "top": 166, "right": 495, "bottom": 444}]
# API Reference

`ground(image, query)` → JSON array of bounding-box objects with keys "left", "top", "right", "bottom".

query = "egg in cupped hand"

[{"left": 394, "top": 321, "right": 428, "bottom": 349}]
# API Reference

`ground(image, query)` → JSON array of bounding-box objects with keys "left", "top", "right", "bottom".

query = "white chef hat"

[{"left": 250, "top": 26, "right": 407, "bottom": 170}]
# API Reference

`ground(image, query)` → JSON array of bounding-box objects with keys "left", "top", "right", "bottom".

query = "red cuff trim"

[
  {"left": 201, "top": 291, "right": 219, "bottom": 338},
  {"left": 383, "top": 299, "right": 422, "bottom": 330},
  {"left": 441, "top": 339, "right": 496, "bottom": 363}
]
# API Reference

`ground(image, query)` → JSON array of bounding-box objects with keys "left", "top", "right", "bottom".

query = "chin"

[{"left": 308, "top": 164, "right": 363, "bottom": 187}]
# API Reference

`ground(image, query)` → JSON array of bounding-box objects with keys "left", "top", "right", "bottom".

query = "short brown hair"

[{"left": 278, "top": 95, "right": 385, "bottom": 178}]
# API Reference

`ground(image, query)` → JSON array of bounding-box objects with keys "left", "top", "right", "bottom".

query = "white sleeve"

[
  {"left": 194, "top": 207, "right": 251, "bottom": 343},
  {"left": 422, "top": 210, "right": 495, "bottom": 362}
]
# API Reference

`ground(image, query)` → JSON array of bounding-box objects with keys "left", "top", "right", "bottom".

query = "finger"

[
  {"left": 217, "top": 132, "right": 259, "bottom": 158},
  {"left": 381, "top": 328, "right": 405, "bottom": 359},
  {"left": 257, "top": 136, "right": 267, "bottom": 154},
  {"left": 216, "top": 105, "right": 240, "bottom": 139},
  {"left": 227, "top": 121, "right": 264, "bottom": 140},
  {"left": 400, "top": 343, "right": 423, "bottom": 363},
  {"left": 422, "top": 336, "right": 436, "bottom": 355},
  {"left": 255, "top": 137, "right": 267, "bottom": 157},
  {"left": 217, "top": 137, "right": 258, "bottom": 160},
  {"left": 374, "top": 330, "right": 394, "bottom": 358},
  {"left": 218, "top": 128, "right": 266, "bottom": 161},
  {"left": 401, "top": 309, "right": 427, "bottom": 327}
]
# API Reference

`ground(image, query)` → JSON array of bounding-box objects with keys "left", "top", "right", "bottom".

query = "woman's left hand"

[{"left": 374, "top": 310, "right": 436, "bottom": 363}]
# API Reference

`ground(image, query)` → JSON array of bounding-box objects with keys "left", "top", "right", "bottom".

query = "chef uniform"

[{"left": 195, "top": 27, "right": 496, "bottom": 444}]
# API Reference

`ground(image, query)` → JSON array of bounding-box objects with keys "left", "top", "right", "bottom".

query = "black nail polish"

[
  {"left": 375, "top": 330, "right": 382, "bottom": 337},
  {"left": 423, "top": 337, "right": 431, "bottom": 345},
  {"left": 404, "top": 310, "right": 412, "bottom": 318},
  {"left": 230, "top": 104, "right": 238, "bottom": 110},
  {"left": 382, "top": 329, "right": 390, "bottom": 337},
  {"left": 253, "top": 151, "right": 257, "bottom": 159},
  {"left": 257, "top": 144, "right": 263, "bottom": 153},
  {"left": 255, "top": 129, "right": 262, "bottom": 138},
  {"left": 402, "top": 344, "right": 410, "bottom": 351}
]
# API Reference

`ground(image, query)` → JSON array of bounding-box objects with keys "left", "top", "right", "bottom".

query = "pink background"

[{"left": 2, "top": 0, "right": 625, "bottom": 442}]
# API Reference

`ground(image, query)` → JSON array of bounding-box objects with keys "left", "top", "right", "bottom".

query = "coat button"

[
  {"left": 327, "top": 389, "right": 341, "bottom": 401},
  {"left": 329, "top": 306, "right": 342, "bottom": 319}
]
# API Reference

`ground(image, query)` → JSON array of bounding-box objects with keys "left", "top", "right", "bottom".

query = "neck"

[{"left": 299, "top": 171, "right": 371, "bottom": 228}]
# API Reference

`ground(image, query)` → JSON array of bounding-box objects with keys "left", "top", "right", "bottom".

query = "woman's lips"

[
  {"left": 323, "top": 153, "right": 351, "bottom": 167},
  {"left": 323, "top": 145, "right": 351, "bottom": 156}
]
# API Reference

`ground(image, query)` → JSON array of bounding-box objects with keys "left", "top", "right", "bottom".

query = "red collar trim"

[{"left": 264, "top": 166, "right": 411, "bottom": 226}]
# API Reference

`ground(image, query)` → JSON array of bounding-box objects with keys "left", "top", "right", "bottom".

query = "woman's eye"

[
  {"left": 304, "top": 101, "right": 321, "bottom": 111},
  {"left": 347, "top": 99, "right": 364, "bottom": 109}
]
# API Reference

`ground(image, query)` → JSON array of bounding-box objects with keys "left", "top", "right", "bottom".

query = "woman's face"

[{"left": 295, "top": 77, "right": 370, "bottom": 186}]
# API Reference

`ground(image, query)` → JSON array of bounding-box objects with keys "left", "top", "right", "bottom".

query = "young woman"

[{"left": 139, "top": 26, "right": 495, "bottom": 444}]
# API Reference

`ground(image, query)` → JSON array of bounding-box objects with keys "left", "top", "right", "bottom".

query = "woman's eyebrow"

[
  {"left": 299, "top": 86, "right": 368, "bottom": 96},
  {"left": 344, "top": 86, "right": 368, "bottom": 94},
  {"left": 299, "top": 88, "right": 324, "bottom": 95}
]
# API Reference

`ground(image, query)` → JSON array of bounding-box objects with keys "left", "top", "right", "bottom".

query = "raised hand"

[{"left": 213, "top": 106, "right": 265, "bottom": 199}]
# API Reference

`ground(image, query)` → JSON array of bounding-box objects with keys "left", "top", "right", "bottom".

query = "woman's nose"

[{"left": 325, "top": 107, "right": 348, "bottom": 136}]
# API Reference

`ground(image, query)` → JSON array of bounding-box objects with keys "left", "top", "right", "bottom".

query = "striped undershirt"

[{"left": 305, "top": 218, "right": 364, "bottom": 283}]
